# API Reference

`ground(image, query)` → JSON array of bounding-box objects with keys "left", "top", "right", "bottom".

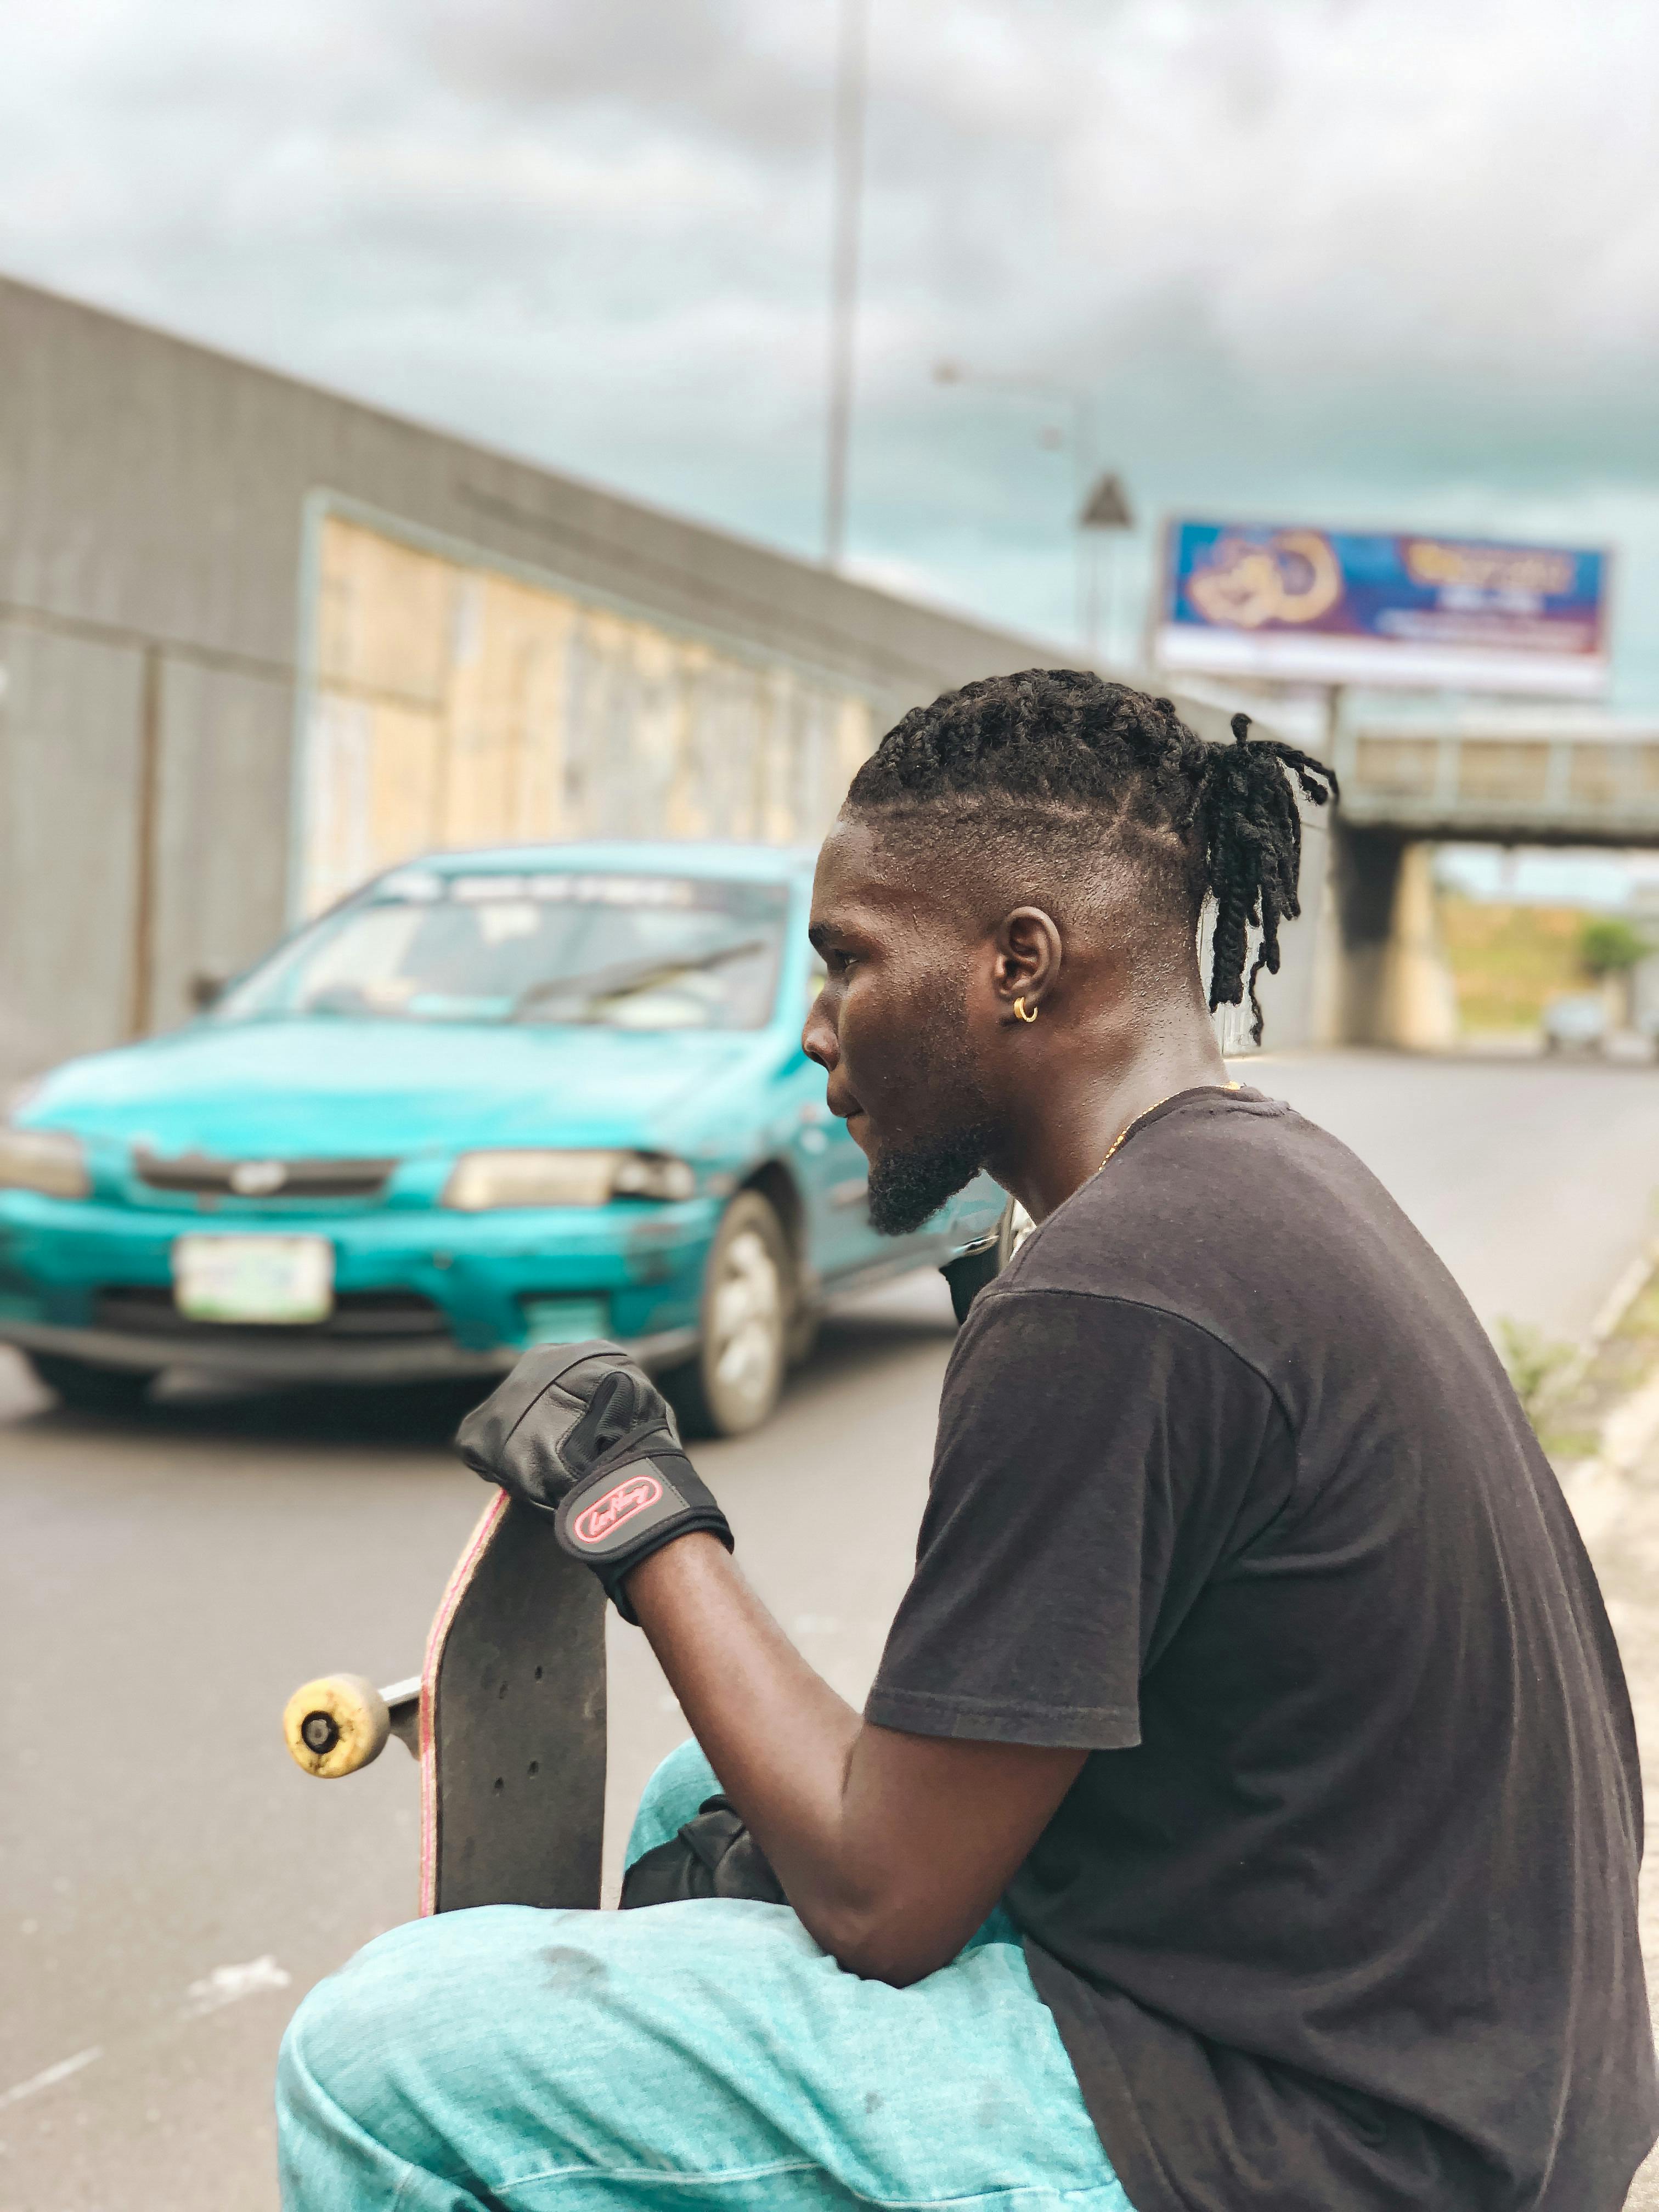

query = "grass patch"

[
  {"left": 1522, "top": 1244, "right": 1659, "bottom": 1468},
  {"left": 1437, "top": 897, "right": 1588, "bottom": 1033},
  {"left": 1497, "top": 1318, "right": 1575, "bottom": 1429},
  {"left": 1497, "top": 1316, "right": 1587, "bottom": 1455}
]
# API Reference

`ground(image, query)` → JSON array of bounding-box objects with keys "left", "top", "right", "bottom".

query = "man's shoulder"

[
  {"left": 984, "top": 1086, "right": 1436, "bottom": 1397},
  {"left": 984, "top": 1086, "right": 1483, "bottom": 1448},
  {"left": 1004, "top": 1090, "right": 1363, "bottom": 1298}
]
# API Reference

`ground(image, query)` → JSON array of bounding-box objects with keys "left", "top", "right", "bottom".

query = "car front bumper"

[{"left": 0, "top": 1189, "right": 718, "bottom": 1384}]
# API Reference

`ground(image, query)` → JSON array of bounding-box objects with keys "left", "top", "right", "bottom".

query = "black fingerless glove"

[{"left": 454, "top": 1341, "right": 732, "bottom": 1622}]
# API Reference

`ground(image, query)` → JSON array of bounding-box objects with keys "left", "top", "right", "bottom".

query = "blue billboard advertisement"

[{"left": 1156, "top": 521, "right": 1610, "bottom": 697}]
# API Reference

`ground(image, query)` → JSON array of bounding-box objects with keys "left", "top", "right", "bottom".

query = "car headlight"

[
  {"left": 0, "top": 1124, "right": 91, "bottom": 1200},
  {"left": 441, "top": 1149, "right": 696, "bottom": 1211}
]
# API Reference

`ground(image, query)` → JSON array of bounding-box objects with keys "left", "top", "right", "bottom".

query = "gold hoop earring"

[{"left": 1013, "top": 995, "right": 1039, "bottom": 1024}]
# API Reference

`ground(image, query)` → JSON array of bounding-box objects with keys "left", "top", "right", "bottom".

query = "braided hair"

[{"left": 844, "top": 669, "right": 1338, "bottom": 1044}]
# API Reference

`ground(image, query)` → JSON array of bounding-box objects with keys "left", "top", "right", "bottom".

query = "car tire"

[
  {"left": 669, "top": 1191, "right": 793, "bottom": 1439},
  {"left": 27, "top": 1353, "right": 154, "bottom": 1415}
]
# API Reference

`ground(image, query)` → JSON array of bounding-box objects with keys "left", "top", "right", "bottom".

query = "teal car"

[{"left": 0, "top": 843, "right": 1005, "bottom": 1434}]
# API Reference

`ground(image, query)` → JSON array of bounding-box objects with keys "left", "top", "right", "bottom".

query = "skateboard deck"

[{"left": 284, "top": 1491, "right": 607, "bottom": 1914}]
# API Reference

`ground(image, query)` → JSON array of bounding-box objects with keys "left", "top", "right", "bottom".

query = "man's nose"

[{"left": 802, "top": 995, "right": 838, "bottom": 1071}]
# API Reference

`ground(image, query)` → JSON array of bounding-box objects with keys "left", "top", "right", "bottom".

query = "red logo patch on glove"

[{"left": 572, "top": 1472, "right": 664, "bottom": 1545}]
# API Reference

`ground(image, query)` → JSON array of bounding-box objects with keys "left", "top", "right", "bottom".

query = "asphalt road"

[{"left": 3, "top": 1049, "right": 1658, "bottom": 2212}]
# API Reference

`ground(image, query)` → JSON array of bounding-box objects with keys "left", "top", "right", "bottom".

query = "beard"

[
  {"left": 862, "top": 970, "right": 997, "bottom": 1235},
  {"left": 866, "top": 1113, "right": 996, "bottom": 1235}
]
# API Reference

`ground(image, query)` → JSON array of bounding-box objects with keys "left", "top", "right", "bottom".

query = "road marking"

[
  {"left": 0, "top": 2048, "right": 102, "bottom": 2109},
  {"left": 0, "top": 1956, "right": 295, "bottom": 2129},
  {"left": 181, "top": 1955, "right": 292, "bottom": 2019}
]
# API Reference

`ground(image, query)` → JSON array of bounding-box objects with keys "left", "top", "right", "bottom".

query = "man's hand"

[{"left": 454, "top": 1341, "right": 733, "bottom": 1622}]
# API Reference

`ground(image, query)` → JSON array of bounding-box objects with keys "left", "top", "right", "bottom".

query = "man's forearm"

[{"left": 622, "top": 1536, "right": 873, "bottom": 1938}]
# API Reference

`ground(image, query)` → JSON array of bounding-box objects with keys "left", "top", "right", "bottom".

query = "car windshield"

[{"left": 216, "top": 871, "right": 791, "bottom": 1031}]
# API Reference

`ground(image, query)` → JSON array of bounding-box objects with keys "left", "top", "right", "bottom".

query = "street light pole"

[
  {"left": 1077, "top": 471, "right": 1136, "bottom": 663},
  {"left": 823, "top": 0, "right": 869, "bottom": 571}
]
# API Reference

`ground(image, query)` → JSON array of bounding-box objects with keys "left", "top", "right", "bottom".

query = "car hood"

[{"left": 22, "top": 1019, "right": 774, "bottom": 1158}]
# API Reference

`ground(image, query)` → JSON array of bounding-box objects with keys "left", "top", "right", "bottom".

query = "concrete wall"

[
  {"left": 297, "top": 509, "right": 883, "bottom": 917},
  {"left": 0, "top": 274, "right": 1319, "bottom": 1077}
]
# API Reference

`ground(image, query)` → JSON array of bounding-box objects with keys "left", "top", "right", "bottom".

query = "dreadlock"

[{"left": 843, "top": 669, "right": 1338, "bottom": 1045}]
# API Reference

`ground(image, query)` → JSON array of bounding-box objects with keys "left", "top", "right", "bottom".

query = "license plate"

[{"left": 172, "top": 1234, "right": 335, "bottom": 1325}]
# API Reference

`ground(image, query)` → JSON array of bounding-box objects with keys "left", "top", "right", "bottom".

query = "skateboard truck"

[
  {"left": 282, "top": 1674, "right": 421, "bottom": 1779},
  {"left": 280, "top": 1493, "right": 607, "bottom": 1913}
]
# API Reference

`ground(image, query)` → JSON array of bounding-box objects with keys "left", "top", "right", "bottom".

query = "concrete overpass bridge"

[{"left": 1320, "top": 721, "right": 1659, "bottom": 1046}]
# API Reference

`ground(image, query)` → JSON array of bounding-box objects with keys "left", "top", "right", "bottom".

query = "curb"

[{"left": 1556, "top": 1245, "right": 1659, "bottom": 1547}]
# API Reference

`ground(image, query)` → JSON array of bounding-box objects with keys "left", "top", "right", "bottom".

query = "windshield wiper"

[{"left": 512, "top": 939, "right": 770, "bottom": 1021}]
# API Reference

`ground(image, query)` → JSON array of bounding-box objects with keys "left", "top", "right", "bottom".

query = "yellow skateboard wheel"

[{"left": 283, "top": 1674, "right": 393, "bottom": 1779}]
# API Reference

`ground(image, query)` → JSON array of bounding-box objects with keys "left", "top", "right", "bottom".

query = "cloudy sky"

[{"left": 5, "top": 0, "right": 1658, "bottom": 706}]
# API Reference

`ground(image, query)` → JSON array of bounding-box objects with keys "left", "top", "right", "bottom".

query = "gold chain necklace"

[{"left": 1097, "top": 1081, "right": 1243, "bottom": 1173}]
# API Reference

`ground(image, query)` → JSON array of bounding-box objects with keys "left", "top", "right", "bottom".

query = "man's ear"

[{"left": 992, "top": 906, "right": 1063, "bottom": 1021}]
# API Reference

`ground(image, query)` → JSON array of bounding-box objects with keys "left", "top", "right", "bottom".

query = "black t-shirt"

[{"left": 866, "top": 1086, "right": 1656, "bottom": 2212}]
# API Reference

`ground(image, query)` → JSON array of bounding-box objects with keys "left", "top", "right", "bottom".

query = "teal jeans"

[{"left": 276, "top": 1740, "right": 1133, "bottom": 2209}]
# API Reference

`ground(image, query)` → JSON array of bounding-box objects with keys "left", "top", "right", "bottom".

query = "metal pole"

[
  {"left": 1074, "top": 395, "right": 1093, "bottom": 652},
  {"left": 823, "top": 0, "right": 868, "bottom": 570},
  {"left": 1086, "top": 534, "right": 1111, "bottom": 664},
  {"left": 127, "top": 644, "right": 163, "bottom": 1040}
]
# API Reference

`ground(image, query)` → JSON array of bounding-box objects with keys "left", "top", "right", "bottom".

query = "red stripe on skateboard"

[{"left": 418, "top": 1490, "right": 510, "bottom": 1918}]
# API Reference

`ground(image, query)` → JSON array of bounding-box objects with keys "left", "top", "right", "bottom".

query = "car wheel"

[
  {"left": 672, "top": 1191, "right": 792, "bottom": 1438},
  {"left": 27, "top": 1353, "right": 154, "bottom": 1415}
]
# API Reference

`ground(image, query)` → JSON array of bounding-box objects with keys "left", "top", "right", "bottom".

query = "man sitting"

[{"left": 278, "top": 672, "right": 1657, "bottom": 2211}]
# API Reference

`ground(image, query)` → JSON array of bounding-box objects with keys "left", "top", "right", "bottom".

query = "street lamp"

[
  {"left": 933, "top": 362, "right": 1129, "bottom": 658},
  {"left": 823, "top": 0, "right": 870, "bottom": 571}
]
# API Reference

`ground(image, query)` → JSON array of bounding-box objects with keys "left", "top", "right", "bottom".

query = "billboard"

[{"left": 1156, "top": 521, "right": 1609, "bottom": 697}]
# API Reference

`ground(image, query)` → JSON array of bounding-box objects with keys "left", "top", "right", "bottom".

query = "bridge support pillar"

[{"left": 1329, "top": 826, "right": 1459, "bottom": 1049}]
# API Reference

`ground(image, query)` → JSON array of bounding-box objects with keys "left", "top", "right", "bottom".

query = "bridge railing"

[{"left": 1330, "top": 727, "right": 1659, "bottom": 839}]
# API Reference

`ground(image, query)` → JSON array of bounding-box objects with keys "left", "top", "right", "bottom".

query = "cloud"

[{"left": 2, "top": 0, "right": 1656, "bottom": 699}]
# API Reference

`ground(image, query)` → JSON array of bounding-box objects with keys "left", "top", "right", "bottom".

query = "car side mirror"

[
  {"left": 938, "top": 1199, "right": 1033, "bottom": 1324},
  {"left": 190, "top": 969, "right": 228, "bottom": 1011}
]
